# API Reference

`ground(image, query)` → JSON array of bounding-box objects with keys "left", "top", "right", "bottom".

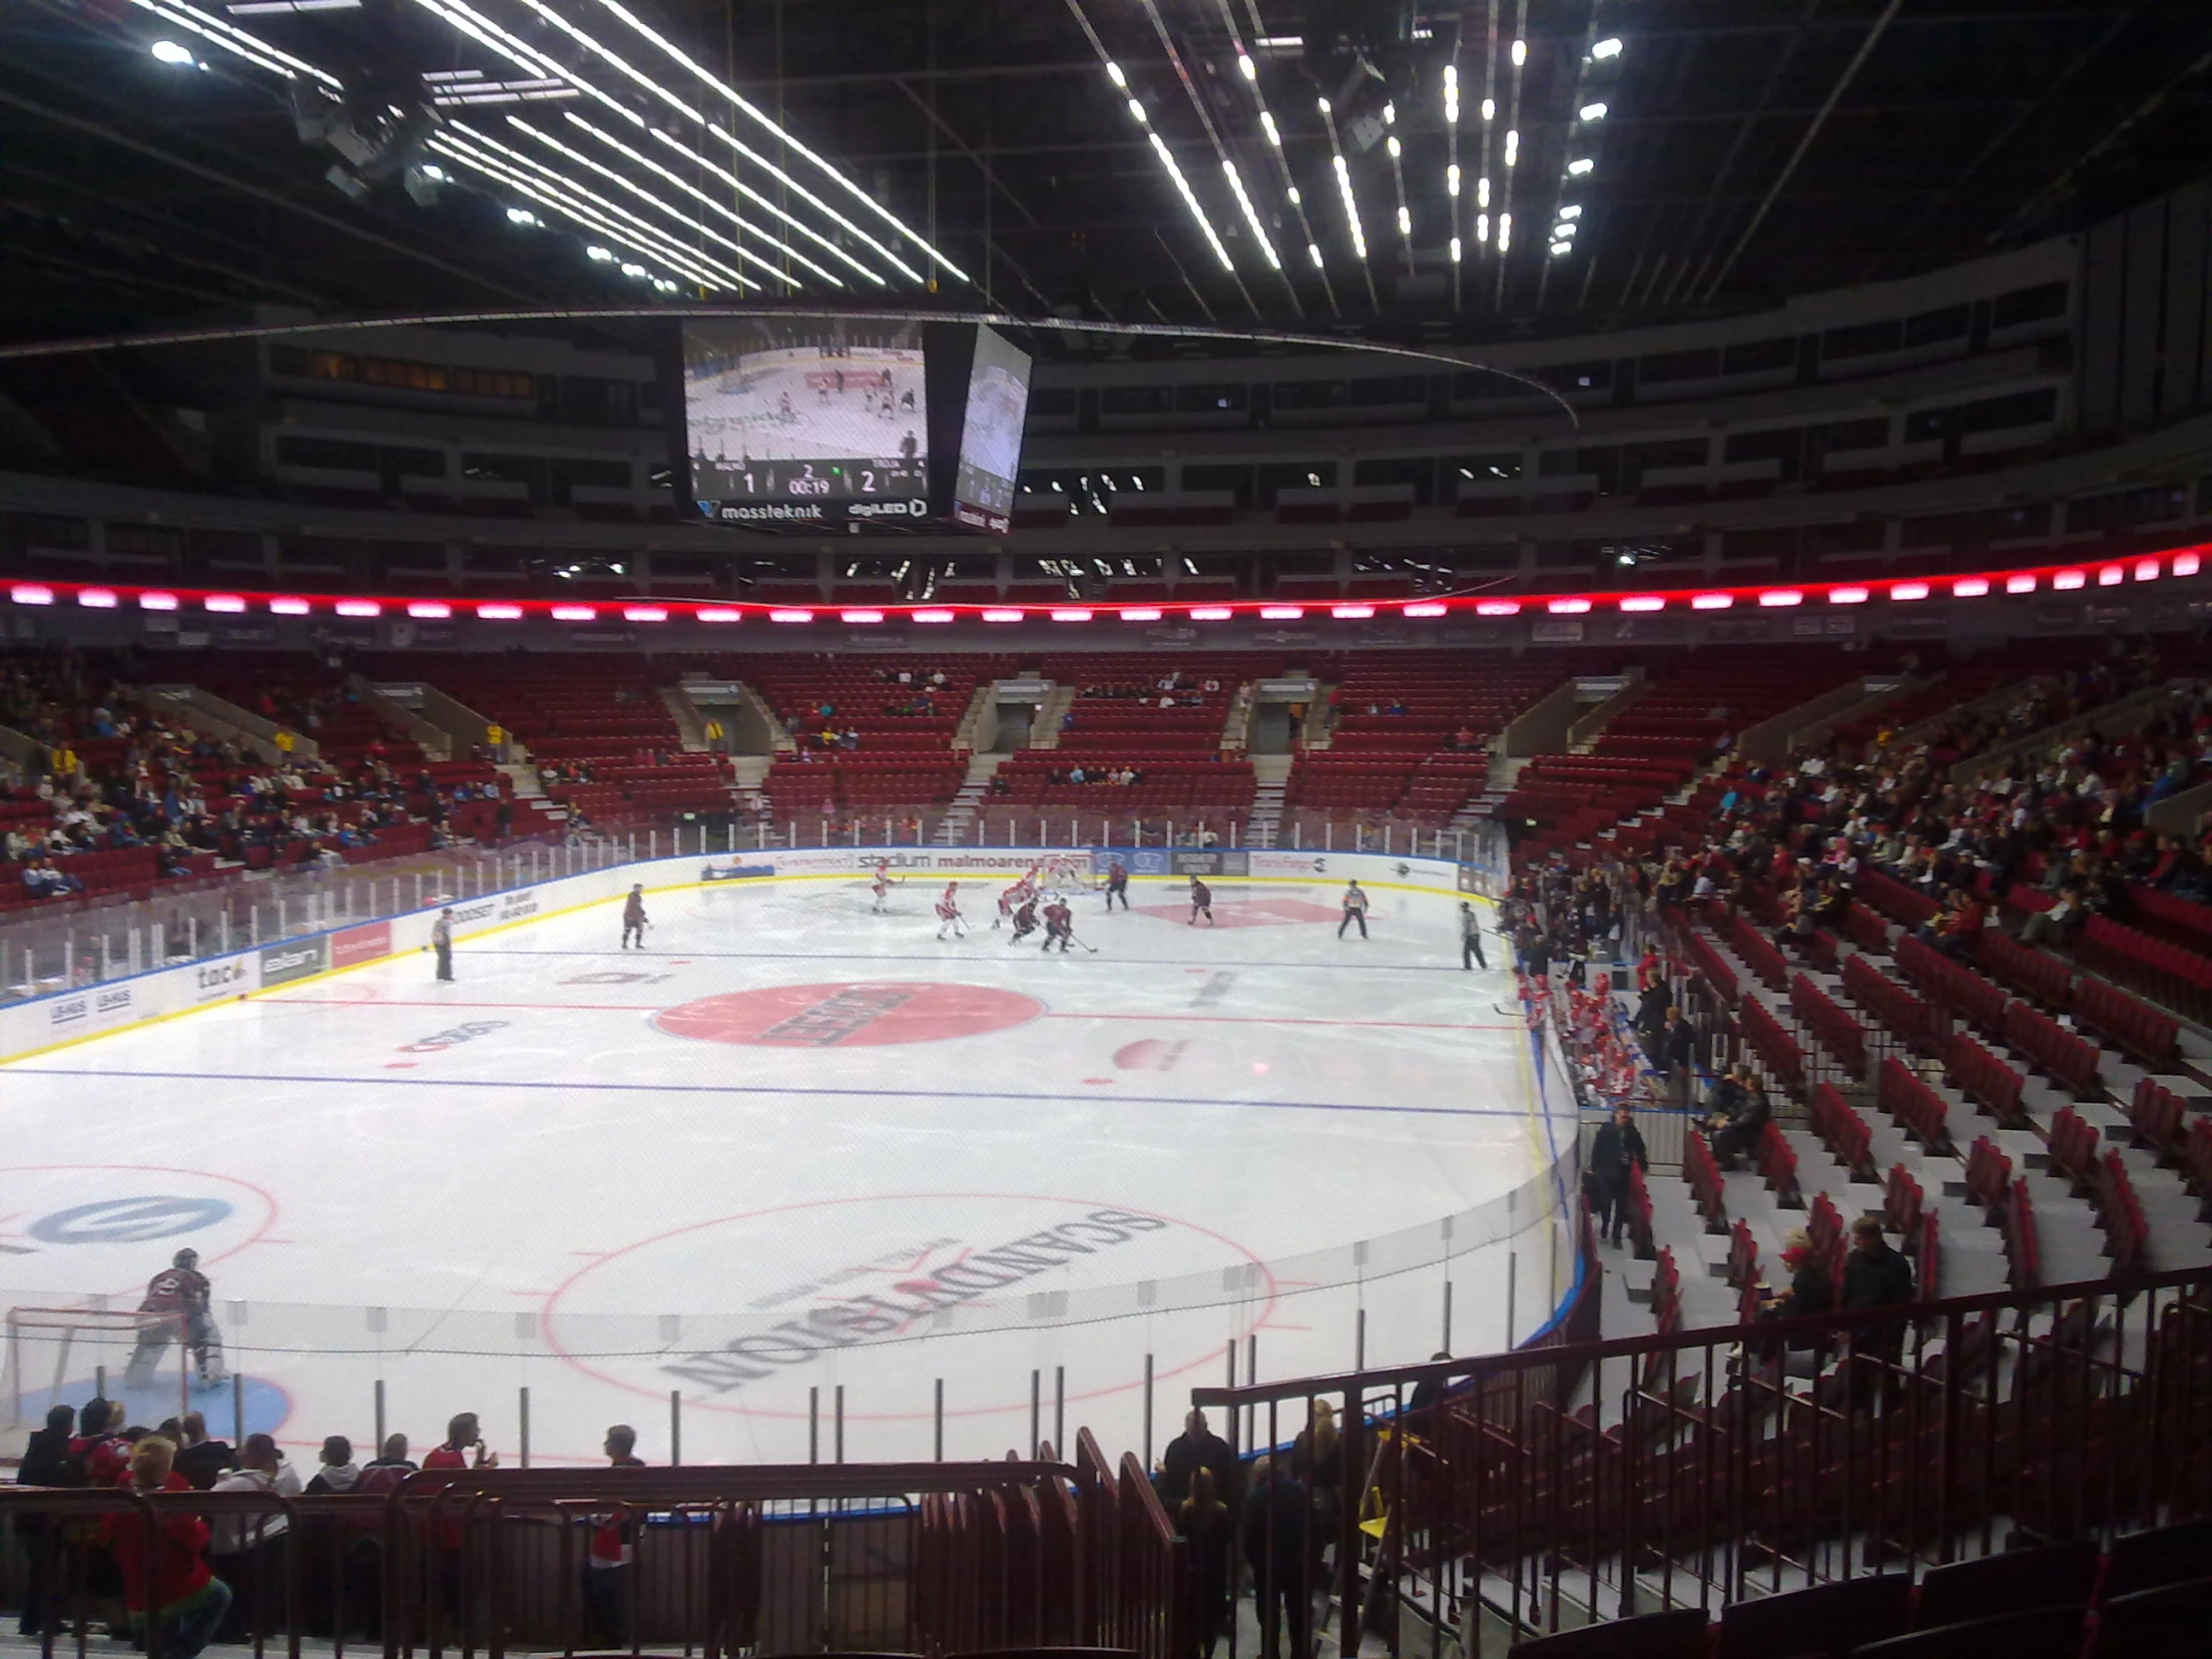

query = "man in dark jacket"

[
  {"left": 1661, "top": 1009, "right": 1697, "bottom": 1104},
  {"left": 1708, "top": 1067, "right": 1771, "bottom": 1171},
  {"left": 1841, "top": 1216, "right": 1916, "bottom": 1407},
  {"left": 1158, "top": 1408, "right": 1237, "bottom": 1508},
  {"left": 1589, "top": 1107, "right": 1649, "bottom": 1246},
  {"left": 1239, "top": 1456, "right": 1313, "bottom": 1659},
  {"left": 174, "top": 1411, "right": 234, "bottom": 1490}
]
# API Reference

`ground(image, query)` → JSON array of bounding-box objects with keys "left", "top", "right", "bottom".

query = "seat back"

[
  {"left": 1849, "top": 1605, "right": 2086, "bottom": 1659},
  {"left": 2090, "top": 1579, "right": 2212, "bottom": 1659},
  {"left": 1715, "top": 1573, "right": 1912, "bottom": 1657},
  {"left": 1509, "top": 1607, "right": 1709, "bottom": 1658},
  {"left": 2098, "top": 1516, "right": 2212, "bottom": 1601},
  {"left": 1912, "top": 1540, "right": 2098, "bottom": 1630}
]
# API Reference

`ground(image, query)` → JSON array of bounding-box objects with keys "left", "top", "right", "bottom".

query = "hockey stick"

[{"left": 1066, "top": 932, "right": 1100, "bottom": 954}]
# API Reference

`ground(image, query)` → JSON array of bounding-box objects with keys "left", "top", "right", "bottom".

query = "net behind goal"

[{"left": 4, "top": 1306, "right": 173, "bottom": 1430}]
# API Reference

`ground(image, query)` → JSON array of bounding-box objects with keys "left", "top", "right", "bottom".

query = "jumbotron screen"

[
  {"left": 949, "top": 325, "right": 1032, "bottom": 534},
  {"left": 681, "top": 321, "right": 930, "bottom": 526}
]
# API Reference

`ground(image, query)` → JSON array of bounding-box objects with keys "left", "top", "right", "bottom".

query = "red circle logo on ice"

[{"left": 653, "top": 981, "right": 1044, "bottom": 1048}]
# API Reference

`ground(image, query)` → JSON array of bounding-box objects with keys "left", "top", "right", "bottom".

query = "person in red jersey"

[
  {"left": 104, "top": 1436, "right": 231, "bottom": 1659},
  {"left": 1041, "top": 896, "right": 1075, "bottom": 953},
  {"left": 935, "top": 881, "right": 966, "bottom": 940}
]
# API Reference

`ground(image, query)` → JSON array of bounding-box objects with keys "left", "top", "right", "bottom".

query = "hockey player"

[
  {"left": 1007, "top": 894, "right": 1040, "bottom": 944},
  {"left": 1339, "top": 879, "right": 1370, "bottom": 940},
  {"left": 620, "top": 885, "right": 649, "bottom": 949},
  {"left": 1188, "top": 875, "right": 1215, "bottom": 926},
  {"left": 1104, "top": 858, "right": 1130, "bottom": 911},
  {"left": 1041, "top": 895, "right": 1075, "bottom": 952},
  {"left": 995, "top": 876, "right": 1028, "bottom": 929},
  {"left": 124, "top": 1248, "right": 221, "bottom": 1388},
  {"left": 935, "top": 881, "right": 967, "bottom": 940},
  {"left": 432, "top": 906, "right": 454, "bottom": 980},
  {"left": 870, "top": 859, "right": 895, "bottom": 913}
]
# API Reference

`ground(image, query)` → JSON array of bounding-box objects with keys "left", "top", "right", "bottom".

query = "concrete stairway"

[
  {"left": 934, "top": 753, "right": 1007, "bottom": 844},
  {"left": 1244, "top": 755, "right": 1293, "bottom": 846}
]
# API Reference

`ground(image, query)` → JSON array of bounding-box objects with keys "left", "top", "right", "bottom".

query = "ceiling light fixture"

[
  {"left": 1221, "top": 161, "right": 1283, "bottom": 269},
  {"left": 578, "top": 0, "right": 968, "bottom": 282}
]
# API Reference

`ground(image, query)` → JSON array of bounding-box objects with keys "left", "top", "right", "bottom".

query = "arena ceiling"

[{"left": 2, "top": 0, "right": 2209, "bottom": 349}]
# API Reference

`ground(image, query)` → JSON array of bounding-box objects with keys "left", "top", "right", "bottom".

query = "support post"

[
  {"left": 809, "top": 1387, "right": 820, "bottom": 1463},
  {"left": 933, "top": 1379, "right": 944, "bottom": 1461},
  {"left": 1442, "top": 1279, "right": 1453, "bottom": 1352},
  {"left": 1029, "top": 1370, "right": 1041, "bottom": 1457},
  {"left": 1053, "top": 1365, "right": 1064, "bottom": 1456},
  {"left": 1143, "top": 1353, "right": 1155, "bottom": 1471},
  {"left": 233, "top": 1373, "right": 245, "bottom": 1444},
  {"left": 519, "top": 1386, "right": 530, "bottom": 1469},
  {"left": 1357, "top": 1308, "right": 1367, "bottom": 1371},
  {"left": 373, "top": 1380, "right": 385, "bottom": 1454},
  {"left": 669, "top": 1388, "right": 681, "bottom": 1466},
  {"left": 833, "top": 1384, "right": 844, "bottom": 1462}
]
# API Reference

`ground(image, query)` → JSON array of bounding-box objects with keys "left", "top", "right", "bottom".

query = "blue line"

[
  {"left": 465, "top": 947, "right": 1496, "bottom": 973},
  {"left": 2, "top": 1064, "right": 1570, "bottom": 1122}
]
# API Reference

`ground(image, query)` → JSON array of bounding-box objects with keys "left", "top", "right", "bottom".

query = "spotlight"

[{"left": 150, "top": 40, "right": 197, "bottom": 65}]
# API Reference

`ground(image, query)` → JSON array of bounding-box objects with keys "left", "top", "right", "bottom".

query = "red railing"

[
  {"left": 1193, "top": 1267, "right": 2212, "bottom": 1643},
  {"left": 0, "top": 1460, "right": 1170, "bottom": 1659}
]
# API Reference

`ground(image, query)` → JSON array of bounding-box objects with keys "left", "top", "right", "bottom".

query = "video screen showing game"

[
  {"left": 682, "top": 321, "right": 930, "bottom": 526},
  {"left": 949, "top": 325, "right": 1032, "bottom": 534}
]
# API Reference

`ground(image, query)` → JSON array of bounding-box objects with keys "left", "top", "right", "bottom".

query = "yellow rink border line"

[{"left": 0, "top": 867, "right": 1501, "bottom": 1068}]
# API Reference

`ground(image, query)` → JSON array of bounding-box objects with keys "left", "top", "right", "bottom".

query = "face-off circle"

[
  {"left": 543, "top": 1192, "right": 1275, "bottom": 1420},
  {"left": 653, "top": 981, "right": 1043, "bottom": 1048}
]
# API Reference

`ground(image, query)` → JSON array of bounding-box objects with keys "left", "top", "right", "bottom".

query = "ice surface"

[{"left": 0, "top": 877, "right": 1569, "bottom": 1465}]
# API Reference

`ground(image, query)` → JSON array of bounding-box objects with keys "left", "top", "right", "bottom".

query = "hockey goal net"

[
  {"left": 4, "top": 1306, "right": 170, "bottom": 1430},
  {"left": 1034, "top": 854, "right": 1100, "bottom": 892}
]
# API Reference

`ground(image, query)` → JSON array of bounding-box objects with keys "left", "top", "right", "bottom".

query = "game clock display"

[{"left": 696, "top": 455, "right": 929, "bottom": 525}]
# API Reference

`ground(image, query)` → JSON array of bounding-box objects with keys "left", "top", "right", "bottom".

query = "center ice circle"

[{"left": 653, "top": 980, "right": 1045, "bottom": 1047}]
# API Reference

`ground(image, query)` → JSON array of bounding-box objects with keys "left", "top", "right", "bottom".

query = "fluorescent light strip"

[
  {"left": 505, "top": 0, "right": 712, "bottom": 121},
  {"left": 632, "top": 124, "right": 881, "bottom": 286},
  {"left": 447, "top": 0, "right": 924, "bottom": 287},
  {"left": 496, "top": 118, "right": 807, "bottom": 289},
  {"left": 1222, "top": 161, "right": 1282, "bottom": 270},
  {"left": 430, "top": 136, "right": 724, "bottom": 288},
  {"left": 431, "top": 133, "right": 742, "bottom": 290},
  {"left": 1401, "top": 602, "right": 1446, "bottom": 618},
  {"left": 422, "top": 68, "right": 485, "bottom": 81},
  {"left": 138, "top": 0, "right": 311, "bottom": 81},
  {"left": 568, "top": 118, "right": 862, "bottom": 288},
  {"left": 551, "top": 605, "right": 596, "bottom": 622},
  {"left": 65, "top": 584, "right": 108, "bottom": 606},
  {"left": 1147, "top": 133, "right": 1237, "bottom": 272},
  {"left": 432, "top": 90, "right": 584, "bottom": 106},
  {"left": 405, "top": 0, "right": 667, "bottom": 156},
  {"left": 429, "top": 143, "right": 725, "bottom": 293},
  {"left": 228, "top": 0, "right": 361, "bottom": 10},
  {"left": 699, "top": 126, "right": 923, "bottom": 283},
  {"left": 1331, "top": 155, "right": 1368, "bottom": 261},
  {"left": 579, "top": 0, "right": 968, "bottom": 282},
  {"left": 131, "top": 0, "right": 339, "bottom": 85}
]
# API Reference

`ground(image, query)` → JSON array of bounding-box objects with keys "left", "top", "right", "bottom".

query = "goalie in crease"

[{"left": 125, "top": 1248, "right": 225, "bottom": 1389}]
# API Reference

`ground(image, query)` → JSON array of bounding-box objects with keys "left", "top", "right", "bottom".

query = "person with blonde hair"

[{"left": 102, "top": 1437, "right": 231, "bottom": 1659}]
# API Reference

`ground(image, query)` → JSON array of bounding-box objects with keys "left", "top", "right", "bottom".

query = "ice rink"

[
  {"left": 0, "top": 872, "right": 1572, "bottom": 1466},
  {"left": 686, "top": 345, "right": 926, "bottom": 468}
]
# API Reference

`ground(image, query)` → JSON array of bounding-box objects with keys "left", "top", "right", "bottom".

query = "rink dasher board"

[{"left": 0, "top": 846, "right": 1501, "bottom": 1068}]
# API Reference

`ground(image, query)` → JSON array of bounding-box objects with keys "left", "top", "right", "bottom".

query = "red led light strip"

[{"left": 6, "top": 548, "right": 2201, "bottom": 624}]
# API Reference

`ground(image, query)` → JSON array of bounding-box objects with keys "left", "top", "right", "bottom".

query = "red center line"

[{"left": 1042, "top": 1011, "right": 1515, "bottom": 1031}]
